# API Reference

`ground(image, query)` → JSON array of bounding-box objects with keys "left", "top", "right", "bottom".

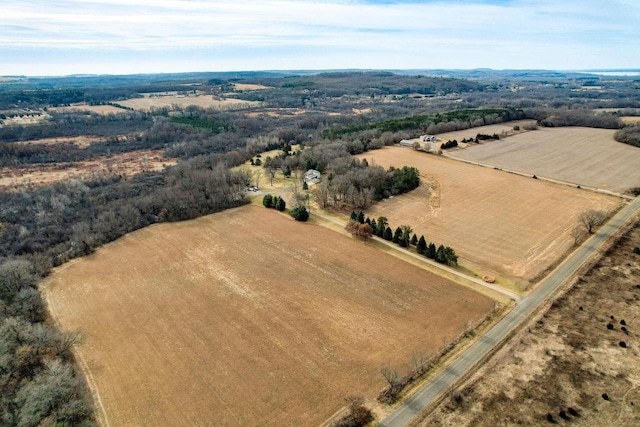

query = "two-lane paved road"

[{"left": 379, "top": 197, "right": 640, "bottom": 427}]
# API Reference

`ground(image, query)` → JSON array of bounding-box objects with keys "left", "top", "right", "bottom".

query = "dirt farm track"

[{"left": 41, "top": 206, "right": 493, "bottom": 426}]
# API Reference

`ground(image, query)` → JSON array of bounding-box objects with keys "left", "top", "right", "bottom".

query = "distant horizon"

[
  {"left": 2, "top": 1, "right": 639, "bottom": 76},
  {"left": 2, "top": 67, "right": 640, "bottom": 79}
]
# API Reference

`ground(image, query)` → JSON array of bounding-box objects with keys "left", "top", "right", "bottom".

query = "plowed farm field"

[
  {"left": 448, "top": 127, "right": 640, "bottom": 194},
  {"left": 41, "top": 206, "right": 493, "bottom": 427},
  {"left": 358, "top": 147, "right": 621, "bottom": 288}
]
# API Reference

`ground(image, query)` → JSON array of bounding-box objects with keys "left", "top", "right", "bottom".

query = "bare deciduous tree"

[
  {"left": 579, "top": 209, "right": 607, "bottom": 234},
  {"left": 570, "top": 225, "right": 585, "bottom": 245}
]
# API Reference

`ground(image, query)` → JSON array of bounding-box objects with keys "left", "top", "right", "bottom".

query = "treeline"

[
  {"left": 614, "top": 125, "right": 640, "bottom": 147},
  {"left": 525, "top": 108, "right": 623, "bottom": 129},
  {"left": 0, "top": 259, "right": 96, "bottom": 426},
  {"left": 0, "top": 111, "right": 152, "bottom": 143},
  {"left": 0, "top": 159, "right": 249, "bottom": 265},
  {"left": 346, "top": 211, "right": 458, "bottom": 266},
  {"left": 321, "top": 108, "right": 526, "bottom": 139}
]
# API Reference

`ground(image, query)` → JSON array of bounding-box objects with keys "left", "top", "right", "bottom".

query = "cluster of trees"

[
  {"left": 262, "top": 194, "right": 286, "bottom": 211},
  {"left": 614, "top": 125, "right": 640, "bottom": 148},
  {"left": 347, "top": 211, "right": 458, "bottom": 266},
  {"left": 0, "top": 260, "right": 95, "bottom": 425},
  {"left": 440, "top": 139, "right": 459, "bottom": 149},
  {"left": 321, "top": 108, "right": 526, "bottom": 139}
]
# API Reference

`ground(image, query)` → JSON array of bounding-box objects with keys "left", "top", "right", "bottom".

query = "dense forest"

[{"left": 1, "top": 69, "right": 638, "bottom": 425}]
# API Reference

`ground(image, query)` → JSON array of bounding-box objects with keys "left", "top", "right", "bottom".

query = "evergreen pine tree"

[
  {"left": 410, "top": 234, "right": 418, "bottom": 246},
  {"left": 384, "top": 226, "right": 393, "bottom": 241},
  {"left": 427, "top": 243, "right": 436, "bottom": 259},
  {"left": 417, "top": 236, "right": 427, "bottom": 254},
  {"left": 435, "top": 245, "right": 447, "bottom": 264},
  {"left": 262, "top": 194, "right": 273, "bottom": 208},
  {"left": 393, "top": 227, "right": 403, "bottom": 244},
  {"left": 350, "top": 211, "right": 358, "bottom": 221},
  {"left": 357, "top": 211, "right": 365, "bottom": 224}
]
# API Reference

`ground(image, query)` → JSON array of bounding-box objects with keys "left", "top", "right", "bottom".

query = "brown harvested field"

[
  {"left": 448, "top": 127, "right": 640, "bottom": 194},
  {"left": 357, "top": 147, "right": 621, "bottom": 288},
  {"left": 422, "top": 219, "right": 640, "bottom": 427},
  {"left": 621, "top": 116, "right": 640, "bottom": 124},
  {"left": 48, "top": 104, "right": 128, "bottom": 115},
  {"left": 426, "top": 120, "right": 537, "bottom": 146},
  {"left": 117, "top": 95, "right": 261, "bottom": 111},
  {"left": 0, "top": 150, "right": 174, "bottom": 189},
  {"left": 41, "top": 206, "right": 494, "bottom": 427}
]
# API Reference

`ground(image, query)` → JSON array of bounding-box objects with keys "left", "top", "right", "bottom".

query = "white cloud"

[{"left": 1, "top": 0, "right": 638, "bottom": 74}]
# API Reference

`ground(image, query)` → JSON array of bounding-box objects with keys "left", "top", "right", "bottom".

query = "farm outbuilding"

[
  {"left": 421, "top": 135, "right": 437, "bottom": 142},
  {"left": 304, "top": 169, "right": 321, "bottom": 184},
  {"left": 399, "top": 139, "right": 417, "bottom": 147}
]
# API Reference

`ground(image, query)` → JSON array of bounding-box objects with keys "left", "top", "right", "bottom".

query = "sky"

[{"left": 1, "top": 0, "right": 639, "bottom": 76}]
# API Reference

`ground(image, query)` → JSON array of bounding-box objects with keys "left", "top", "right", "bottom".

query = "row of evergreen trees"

[
  {"left": 262, "top": 194, "right": 286, "bottom": 211},
  {"left": 350, "top": 210, "right": 458, "bottom": 266}
]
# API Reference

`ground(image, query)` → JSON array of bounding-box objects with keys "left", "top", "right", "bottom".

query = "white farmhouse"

[{"left": 304, "top": 169, "right": 321, "bottom": 184}]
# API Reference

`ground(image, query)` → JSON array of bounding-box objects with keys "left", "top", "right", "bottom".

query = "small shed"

[
  {"left": 304, "top": 169, "right": 321, "bottom": 184},
  {"left": 399, "top": 139, "right": 416, "bottom": 147}
]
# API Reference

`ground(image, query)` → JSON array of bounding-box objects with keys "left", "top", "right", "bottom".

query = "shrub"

[
  {"left": 289, "top": 206, "right": 309, "bottom": 221},
  {"left": 262, "top": 194, "right": 273, "bottom": 208}
]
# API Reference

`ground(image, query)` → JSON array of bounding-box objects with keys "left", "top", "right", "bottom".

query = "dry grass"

[
  {"left": 12, "top": 135, "right": 105, "bottom": 148},
  {"left": 41, "top": 206, "right": 494, "bottom": 427},
  {"left": 449, "top": 127, "right": 640, "bottom": 193},
  {"left": 48, "top": 104, "right": 128, "bottom": 115},
  {"left": 233, "top": 83, "right": 272, "bottom": 91},
  {"left": 117, "top": 95, "right": 261, "bottom": 111},
  {"left": 357, "top": 147, "right": 620, "bottom": 288},
  {"left": 422, "top": 220, "right": 640, "bottom": 427},
  {"left": 621, "top": 116, "right": 640, "bottom": 124},
  {"left": 0, "top": 150, "right": 174, "bottom": 190}
]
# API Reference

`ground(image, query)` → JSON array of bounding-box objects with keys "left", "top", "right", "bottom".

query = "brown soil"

[
  {"left": 41, "top": 206, "right": 494, "bottom": 427},
  {"left": 357, "top": 147, "right": 620, "bottom": 288},
  {"left": 450, "top": 127, "right": 640, "bottom": 193},
  {"left": 422, "top": 219, "right": 640, "bottom": 426}
]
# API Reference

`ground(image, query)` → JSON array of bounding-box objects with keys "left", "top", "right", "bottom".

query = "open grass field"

[
  {"left": 422, "top": 219, "right": 640, "bottom": 426},
  {"left": 357, "top": 147, "right": 621, "bottom": 288},
  {"left": 41, "top": 206, "right": 494, "bottom": 427},
  {"left": 116, "top": 95, "right": 261, "bottom": 111},
  {"left": 0, "top": 149, "right": 174, "bottom": 190},
  {"left": 232, "top": 83, "right": 272, "bottom": 90},
  {"left": 13, "top": 135, "right": 105, "bottom": 148},
  {"left": 448, "top": 127, "right": 640, "bottom": 194},
  {"left": 621, "top": 116, "right": 640, "bottom": 124},
  {"left": 48, "top": 104, "right": 129, "bottom": 115}
]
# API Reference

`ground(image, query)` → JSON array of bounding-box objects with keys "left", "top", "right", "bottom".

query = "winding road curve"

[{"left": 378, "top": 196, "right": 640, "bottom": 427}]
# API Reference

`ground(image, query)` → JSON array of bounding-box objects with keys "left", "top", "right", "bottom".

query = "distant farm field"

[
  {"left": 42, "top": 206, "right": 493, "bottom": 427},
  {"left": 48, "top": 104, "right": 128, "bottom": 115},
  {"left": 448, "top": 127, "right": 640, "bottom": 193},
  {"left": 358, "top": 147, "right": 620, "bottom": 287},
  {"left": 116, "top": 94, "right": 261, "bottom": 111},
  {"left": 428, "top": 120, "right": 537, "bottom": 145}
]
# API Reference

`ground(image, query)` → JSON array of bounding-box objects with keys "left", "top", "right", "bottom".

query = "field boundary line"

[
  {"left": 40, "top": 285, "right": 112, "bottom": 427},
  {"left": 310, "top": 211, "right": 522, "bottom": 302},
  {"left": 443, "top": 152, "right": 635, "bottom": 200}
]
